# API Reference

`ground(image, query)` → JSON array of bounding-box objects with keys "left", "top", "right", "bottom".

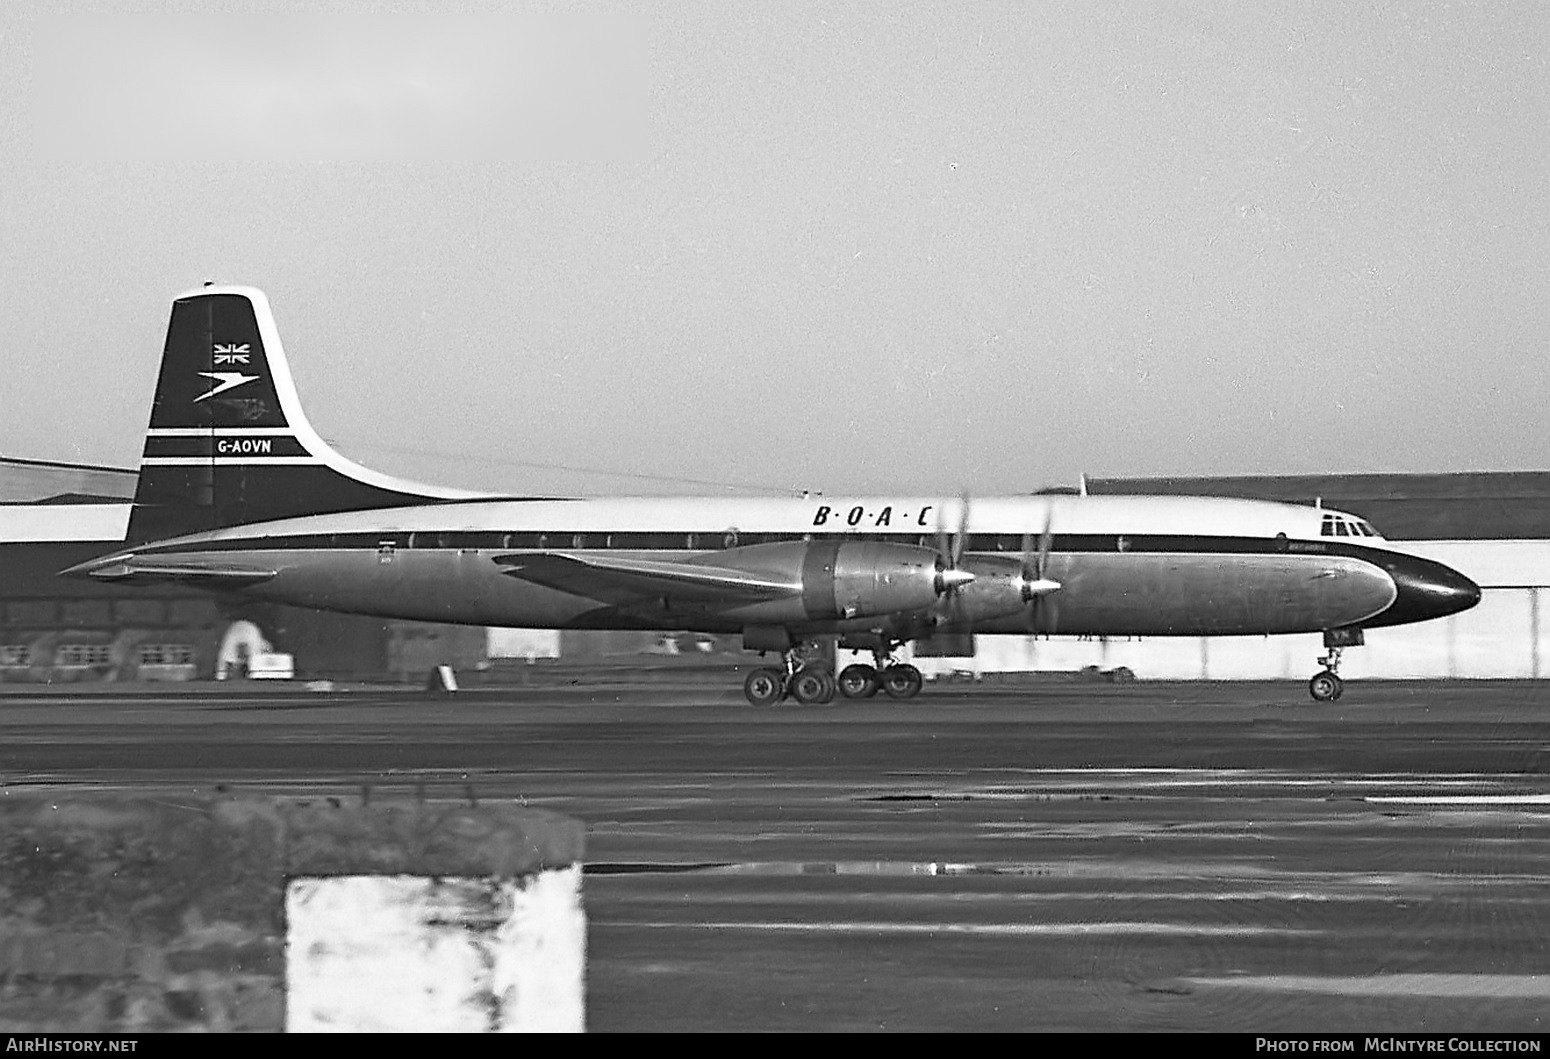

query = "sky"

[{"left": 1, "top": 1, "right": 1548, "bottom": 497}]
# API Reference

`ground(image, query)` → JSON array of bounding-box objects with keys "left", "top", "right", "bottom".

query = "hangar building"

[
  {"left": 0, "top": 457, "right": 489, "bottom": 683},
  {"left": 3, "top": 456, "right": 1545, "bottom": 683}
]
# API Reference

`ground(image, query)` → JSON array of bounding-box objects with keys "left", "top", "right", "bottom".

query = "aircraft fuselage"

[{"left": 72, "top": 493, "right": 1477, "bottom": 639}]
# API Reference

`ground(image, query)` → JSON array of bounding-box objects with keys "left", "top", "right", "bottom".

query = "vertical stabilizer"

[{"left": 129, "top": 286, "right": 492, "bottom": 543}]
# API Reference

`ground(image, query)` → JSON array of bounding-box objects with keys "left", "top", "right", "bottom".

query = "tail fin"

[{"left": 129, "top": 286, "right": 492, "bottom": 543}]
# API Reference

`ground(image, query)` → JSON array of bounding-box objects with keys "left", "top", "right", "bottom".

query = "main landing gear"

[
  {"left": 743, "top": 647, "right": 836, "bottom": 707},
  {"left": 742, "top": 640, "right": 924, "bottom": 706}
]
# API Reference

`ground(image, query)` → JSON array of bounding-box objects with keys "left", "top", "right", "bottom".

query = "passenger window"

[{"left": 1334, "top": 523, "right": 1349, "bottom": 536}]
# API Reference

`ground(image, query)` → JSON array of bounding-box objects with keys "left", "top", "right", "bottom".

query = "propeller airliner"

[{"left": 64, "top": 287, "right": 1481, "bottom": 703}]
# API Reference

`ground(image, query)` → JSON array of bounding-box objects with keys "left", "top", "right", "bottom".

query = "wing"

[{"left": 492, "top": 552, "right": 800, "bottom": 606}]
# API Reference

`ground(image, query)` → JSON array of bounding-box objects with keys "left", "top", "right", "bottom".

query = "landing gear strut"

[
  {"left": 1308, "top": 650, "right": 1344, "bottom": 702},
  {"left": 1308, "top": 628, "right": 1363, "bottom": 702}
]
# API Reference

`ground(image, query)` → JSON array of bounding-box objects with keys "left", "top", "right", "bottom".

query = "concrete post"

[{"left": 0, "top": 795, "right": 584, "bottom": 1032}]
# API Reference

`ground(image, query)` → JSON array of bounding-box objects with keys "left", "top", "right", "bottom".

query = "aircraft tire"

[
  {"left": 791, "top": 667, "right": 834, "bottom": 705},
  {"left": 838, "top": 664, "right": 880, "bottom": 699},
  {"left": 881, "top": 663, "right": 924, "bottom": 700},
  {"left": 817, "top": 670, "right": 838, "bottom": 705},
  {"left": 1308, "top": 670, "right": 1344, "bottom": 702},
  {"left": 744, "top": 667, "right": 785, "bottom": 707}
]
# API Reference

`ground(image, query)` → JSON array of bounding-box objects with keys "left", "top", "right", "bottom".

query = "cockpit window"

[{"left": 1319, "top": 513, "right": 1385, "bottom": 539}]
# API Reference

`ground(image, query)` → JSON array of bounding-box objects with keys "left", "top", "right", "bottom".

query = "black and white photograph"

[{"left": 0, "top": 0, "right": 1546, "bottom": 1036}]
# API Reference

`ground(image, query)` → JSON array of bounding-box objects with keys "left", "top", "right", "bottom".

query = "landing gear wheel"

[
  {"left": 838, "top": 664, "right": 880, "bottom": 699},
  {"left": 1308, "top": 670, "right": 1344, "bottom": 702},
  {"left": 881, "top": 663, "right": 924, "bottom": 700},
  {"left": 744, "top": 667, "right": 784, "bottom": 707},
  {"left": 817, "top": 671, "right": 837, "bottom": 704},
  {"left": 791, "top": 667, "right": 837, "bottom": 705}
]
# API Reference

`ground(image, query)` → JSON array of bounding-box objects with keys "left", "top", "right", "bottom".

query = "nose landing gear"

[
  {"left": 1308, "top": 656, "right": 1344, "bottom": 702},
  {"left": 1308, "top": 628, "right": 1363, "bottom": 702}
]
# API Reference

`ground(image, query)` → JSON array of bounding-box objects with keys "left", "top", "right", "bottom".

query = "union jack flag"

[{"left": 214, "top": 343, "right": 251, "bottom": 365}]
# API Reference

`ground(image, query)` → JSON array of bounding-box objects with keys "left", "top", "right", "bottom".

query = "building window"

[
  {"left": 55, "top": 644, "right": 111, "bottom": 667},
  {"left": 137, "top": 644, "right": 194, "bottom": 666}
]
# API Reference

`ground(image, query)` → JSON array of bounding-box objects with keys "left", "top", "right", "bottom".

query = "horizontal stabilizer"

[
  {"left": 493, "top": 552, "right": 800, "bottom": 604},
  {"left": 61, "top": 555, "right": 277, "bottom": 586}
]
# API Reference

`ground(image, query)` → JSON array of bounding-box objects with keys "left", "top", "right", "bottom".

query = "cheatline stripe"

[{"left": 129, "top": 530, "right": 1401, "bottom": 558}]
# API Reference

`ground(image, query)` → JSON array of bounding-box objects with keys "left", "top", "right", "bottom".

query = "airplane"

[{"left": 63, "top": 286, "right": 1482, "bottom": 704}]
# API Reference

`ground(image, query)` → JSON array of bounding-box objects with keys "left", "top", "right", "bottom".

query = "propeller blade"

[
  {"left": 1036, "top": 509, "right": 1054, "bottom": 579},
  {"left": 954, "top": 491, "right": 970, "bottom": 567},
  {"left": 1023, "top": 509, "right": 1061, "bottom": 633},
  {"left": 935, "top": 493, "right": 971, "bottom": 568},
  {"left": 932, "top": 492, "right": 974, "bottom": 632}
]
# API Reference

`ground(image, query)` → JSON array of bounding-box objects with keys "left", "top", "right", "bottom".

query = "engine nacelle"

[
  {"left": 716, "top": 540, "right": 949, "bottom": 622},
  {"left": 947, "top": 555, "right": 1043, "bottom": 626},
  {"left": 825, "top": 539, "right": 949, "bottom": 620}
]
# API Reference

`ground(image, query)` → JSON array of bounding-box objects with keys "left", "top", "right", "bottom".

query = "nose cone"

[{"left": 1366, "top": 552, "right": 1482, "bottom": 628}]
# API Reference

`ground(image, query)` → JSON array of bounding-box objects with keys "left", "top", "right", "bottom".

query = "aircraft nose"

[{"left": 1368, "top": 552, "right": 1482, "bottom": 628}]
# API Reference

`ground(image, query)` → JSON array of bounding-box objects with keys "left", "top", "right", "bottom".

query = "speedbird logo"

[{"left": 194, "top": 371, "right": 261, "bottom": 402}]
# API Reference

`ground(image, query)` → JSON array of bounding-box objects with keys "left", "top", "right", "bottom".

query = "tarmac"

[{"left": 1, "top": 676, "right": 1547, "bottom": 1032}]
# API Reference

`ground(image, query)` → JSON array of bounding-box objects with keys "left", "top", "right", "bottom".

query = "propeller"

[
  {"left": 1019, "top": 508, "right": 1062, "bottom": 633},
  {"left": 932, "top": 493, "right": 975, "bottom": 625}
]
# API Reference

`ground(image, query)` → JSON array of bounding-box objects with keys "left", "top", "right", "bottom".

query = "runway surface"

[{"left": 2, "top": 678, "right": 1548, "bottom": 1032}]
